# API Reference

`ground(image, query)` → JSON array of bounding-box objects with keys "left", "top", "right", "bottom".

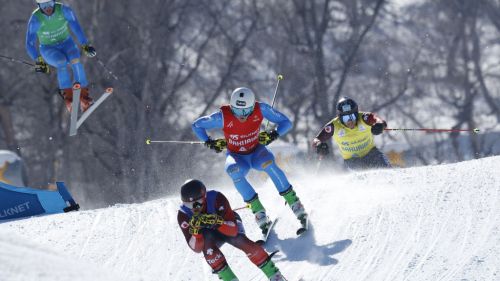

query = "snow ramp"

[{"left": 1, "top": 156, "right": 499, "bottom": 281}]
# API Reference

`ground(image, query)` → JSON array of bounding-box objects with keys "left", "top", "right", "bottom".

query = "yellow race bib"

[{"left": 332, "top": 113, "right": 375, "bottom": 159}]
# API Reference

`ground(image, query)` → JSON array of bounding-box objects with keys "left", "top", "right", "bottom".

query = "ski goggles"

[
  {"left": 341, "top": 113, "right": 357, "bottom": 123},
  {"left": 183, "top": 197, "right": 204, "bottom": 210},
  {"left": 39, "top": 1, "right": 55, "bottom": 10},
  {"left": 231, "top": 106, "right": 254, "bottom": 117}
]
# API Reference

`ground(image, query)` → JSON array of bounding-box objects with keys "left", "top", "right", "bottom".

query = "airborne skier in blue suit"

[
  {"left": 192, "top": 87, "right": 308, "bottom": 235},
  {"left": 26, "top": 0, "right": 96, "bottom": 112}
]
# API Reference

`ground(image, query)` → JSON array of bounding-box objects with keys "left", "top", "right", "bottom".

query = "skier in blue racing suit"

[
  {"left": 192, "top": 87, "right": 308, "bottom": 235},
  {"left": 26, "top": 0, "right": 96, "bottom": 112}
]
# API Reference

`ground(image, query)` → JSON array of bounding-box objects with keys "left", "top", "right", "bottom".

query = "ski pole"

[
  {"left": 96, "top": 57, "right": 119, "bottom": 81},
  {"left": 270, "top": 74, "right": 284, "bottom": 109},
  {"left": 233, "top": 204, "right": 249, "bottom": 211},
  {"left": 0, "top": 54, "right": 34, "bottom": 67},
  {"left": 315, "top": 154, "right": 324, "bottom": 175},
  {"left": 264, "top": 74, "right": 284, "bottom": 131},
  {"left": 145, "top": 138, "right": 204, "bottom": 145},
  {"left": 385, "top": 128, "right": 480, "bottom": 134}
]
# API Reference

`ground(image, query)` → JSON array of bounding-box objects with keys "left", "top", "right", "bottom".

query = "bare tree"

[{"left": 1, "top": 0, "right": 499, "bottom": 205}]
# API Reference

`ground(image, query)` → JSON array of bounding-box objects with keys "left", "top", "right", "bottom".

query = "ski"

[
  {"left": 75, "top": 87, "right": 113, "bottom": 129},
  {"left": 256, "top": 217, "right": 278, "bottom": 245},
  {"left": 68, "top": 84, "right": 81, "bottom": 136},
  {"left": 69, "top": 87, "right": 113, "bottom": 136},
  {"left": 296, "top": 214, "right": 309, "bottom": 236},
  {"left": 269, "top": 249, "right": 280, "bottom": 258},
  {"left": 268, "top": 250, "right": 289, "bottom": 281}
]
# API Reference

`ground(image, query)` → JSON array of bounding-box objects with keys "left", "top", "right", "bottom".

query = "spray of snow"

[{"left": 1, "top": 156, "right": 499, "bottom": 281}]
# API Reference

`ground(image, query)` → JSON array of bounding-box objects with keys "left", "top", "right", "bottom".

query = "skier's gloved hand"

[
  {"left": 34, "top": 57, "right": 49, "bottom": 74},
  {"left": 200, "top": 214, "right": 224, "bottom": 228},
  {"left": 316, "top": 143, "right": 329, "bottom": 156},
  {"left": 188, "top": 224, "right": 201, "bottom": 235},
  {"left": 190, "top": 214, "right": 224, "bottom": 230},
  {"left": 259, "top": 130, "right": 279, "bottom": 146},
  {"left": 82, "top": 44, "right": 97, "bottom": 58},
  {"left": 189, "top": 215, "right": 203, "bottom": 235},
  {"left": 371, "top": 123, "right": 385, "bottom": 135},
  {"left": 204, "top": 138, "right": 227, "bottom": 153}
]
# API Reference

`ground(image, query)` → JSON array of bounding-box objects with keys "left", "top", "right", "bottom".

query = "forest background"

[{"left": 1, "top": 0, "right": 499, "bottom": 207}]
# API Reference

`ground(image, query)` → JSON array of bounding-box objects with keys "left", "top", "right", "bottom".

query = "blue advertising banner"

[{"left": 0, "top": 181, "right": 79, "bottom": 222}]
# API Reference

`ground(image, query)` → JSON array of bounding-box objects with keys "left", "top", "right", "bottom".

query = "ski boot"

[
  {"left": 247, "top": 195, "right": 271, "bottom": 235},
  {"left": 60, "top": 88, "right": 73, "bottom": 112},
  {"left": 281, "top": 187, "right": 308, "bottom": 229},
  {"left": 255, "top": 211, "right": 273, "bottom": 234},
  {"left": 260, "top": 258, "right": 287, "bottom": 281},
  {"left": 214, "top": 264, "right": 239, "bottom": 281},
  {"left": 79, "top": 87, "right": 94, "bottom": 112}
]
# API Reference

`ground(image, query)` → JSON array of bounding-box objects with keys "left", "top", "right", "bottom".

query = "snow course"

[{"left": 1, "top": 156, "right": 499, "bottom": 281}]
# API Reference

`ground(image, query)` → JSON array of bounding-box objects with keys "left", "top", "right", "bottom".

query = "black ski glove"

[
  {"left": 259, "top": 130, "right": 279, "bottom": 146},
  {"left": 82, "top": 44, "right": 97, "bottom": 58},
  {"left": 316, "top": 143, "right": 329, "bottom": 156},
  {"left": 34, "top": 57, "right": 49, "bottom": 74},
  {"left": 371, "top": 123, "right": 385, "bottom": 135},
  {"left": 204, "top": 138, "right": 227, "bottom": 153}
]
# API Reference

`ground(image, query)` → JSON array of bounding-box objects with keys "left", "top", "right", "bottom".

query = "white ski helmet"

[
  {"left": 230, "top": 87, "right": 255, "bottom": 117},
  {"left": 36, "top": 0, "right": 53, "bottom": 3}
]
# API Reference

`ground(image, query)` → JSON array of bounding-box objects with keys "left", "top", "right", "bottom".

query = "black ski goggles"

[
  {"left": 341, "top": 113, "right": 357, "bottom": 123},
  {"left": 183, "top": 197, "right": 204, "bottom": 210}
]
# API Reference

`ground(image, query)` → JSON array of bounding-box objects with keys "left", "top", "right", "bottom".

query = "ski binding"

[
  {"left": 256, "top": 217, "right": 278, "bottom": 245},
  {"left": 296, "top": 214, "right": 309, "bottom": 236}
]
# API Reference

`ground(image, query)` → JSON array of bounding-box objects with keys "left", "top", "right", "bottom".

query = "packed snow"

[{"left": 1, "top": 156, "right": 499, "bottom": 281}]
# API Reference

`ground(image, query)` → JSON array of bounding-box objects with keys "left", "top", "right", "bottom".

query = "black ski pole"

[
  {"left": 0, "top": 54, "right": 34, "bottom": 67},
  {"left": 315, "top": 154, "right": 324, "bottom": 175},
  {"left": 96, "top": 57, "right": 119, "bottom": 81}
]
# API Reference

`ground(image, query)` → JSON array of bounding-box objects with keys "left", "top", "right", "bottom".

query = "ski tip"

[
  {"left": 105, "top": 87, "right": 114, "bottom": 94},
  {"left": 269, "top": 250, "right": 280, "bottom": 258},
  {"left": 73, "top": 83, "right": 81, "bottom": 90},
  {"left": 296, "top": 228, "right": 307, "bottom": 236},
  {"left": 145, "top": 138, "right": 151, "bottom": 145}
]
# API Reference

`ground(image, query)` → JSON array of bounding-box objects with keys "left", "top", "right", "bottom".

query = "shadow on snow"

[{"left": 265, "top": 224, "right": 352, "bottom": 266}]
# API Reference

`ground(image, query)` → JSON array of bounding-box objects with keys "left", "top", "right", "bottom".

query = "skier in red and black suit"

[
  {"left": 177, "top": 179, "right": 287, "bottom": 281},
  {"left": 312, "top": 97, "right": 391, "bottom": 170}
]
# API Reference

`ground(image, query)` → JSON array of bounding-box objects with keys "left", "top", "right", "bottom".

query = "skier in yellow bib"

[{"left": 312, "top": 97, "right": 391, "bottom": 170}]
